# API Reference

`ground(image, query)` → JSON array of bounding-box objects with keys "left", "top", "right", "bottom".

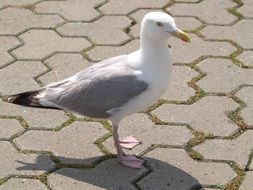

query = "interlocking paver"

[
  {"left": 138, "top": 148, "right": 236, "bottom": 188},
  {"left": 236, "top": 86, "right": 253, "bottom": 127},
  {"left": 237, "top": 51, "right": 253, "bottom": 67},
  {"left": 48, "top": 159, "right": 147, "bottom": 190},
  {"left": 0, "top": 36, "right": 21, "bottom": 68},
  {"left": 169, "top": 0, "right": 236, "bottom": 25},
  {"left": 12, "top": 30, "right": 90, "bottom": 60},
  {"left": 57, "top": 16, "right": 132, "bottom": 45},
  {"left": 0, "top": 61, "right": 47, "bottom": 94},
  {"left": 38, "top": 53, "right": 91, "bottom": 85},
  {"left": 0, "top": 0, "right": 39, "bottom": 9},
  {"left": 0, "top": 7, "right": 64, "bottom": 35},
  {"left": 99, "top": 0, "right": 168, "bottom": 15},
  {"left": 237, "top": 0, "right": 253, "bottom": 18},
  {"left": 194, "top": 130, "right": 253, "bottom": 168},
  {"left": 169, "top": 34, "right": 236, "bottom": 63},
  {"left": 0, "top": 119, "right": 23, "bottom": 139},
  {"left": 130, "top": 9, "right": 202, "bottom": 38},
  {"left": 15, "top": 121, "right": 107, "bottom": 165},
  {"left": 0, "top": 101, "right": 69, "bottom": 129},
  {"left": 239, "top": 171, "right": 253, "bottom": 190},
  {"left": 35, "top": 0, "right": 104, "bottom": 22},
  {"left": 201, "top": 20, "right": 253, "bottom": 49},
  {"left": 103, "top": 113, "right": 193, "bottom": 155},
  {"left": 162, "top": 66, "right": 198, "bottom": 101},
  {"left": 152, "top": 96, "right": 239, "bottom": 136},
  {"left": 0, "top": 141, "right": 54, "bottom": 178},
  {"left": 196, "top": 59, "right": 253, "bottom": 93},
  {"left": 0, "top": 178, "right": 48, "bottom": 190}
]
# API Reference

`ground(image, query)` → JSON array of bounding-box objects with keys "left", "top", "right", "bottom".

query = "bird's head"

[{"left": 141, "top": 12, "right": 190, "bottom": 43}]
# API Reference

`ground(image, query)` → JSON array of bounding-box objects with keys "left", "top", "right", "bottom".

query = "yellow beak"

[{"left": 171, "top": 29, "right": 191, "bottom": 43}]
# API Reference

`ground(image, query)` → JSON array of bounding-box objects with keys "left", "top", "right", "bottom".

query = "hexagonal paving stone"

[
  {"left": 0, "top": 61, "right": 47, "bottom": 94},
  {"left": 169, "top": 0, "right": 236, "bottom": 25},
  {"left": 15, "top": 121, "right": 107, "bottom": 165},
  {"left": 236, "top": 86, "right": 253, "bottom": 127},
  {"left": 0, "top": 7, "right": 64, "bottom": 35},
  {"left": 38, "top": 53, "right": 91, "bottom": 86},
  {"left": 35, "top": 0, "right": 104, "bottom": 22},
  {"left": 138, "top": 148, "right": 236, "bottom": 188},
  {"left": 237, "top": 0, "right": 253, "bottom": 18},
  {"left": 0, "top": 178, "right": 48, "bottom": 190},
  {"left": 87, "top": 39, "right": 139, "bottom": 61},
  {"left": 201, "top": 20, "right": 253, "bottom": 49},
  {"left": 48, "top": 159, "right": 146, "bottom": 190},
  {"left": 0, "top": 141, "right": 54, "bottom": 178},
  {"left": 194, "top": 130, "right": 253, "bottom": 169},
  {"left": 237, "top": 51, "right": 253, "bottom": 67},
  {"left": 0, "top": 0, "right": 39, "bottom": 9},
  {"left": 103, "top": 113, "right": 193, "bottom": 155},
  {"left": 98, "top": 0, "right": 168, "bottom": 15},
  {"left": 169, "top": 34, "right": 236, "bottom": 63},
  {"left": 0, "top": 101, "right": 69, "bottom": 129},
  {"left": 12, "top": 30, "right": 90, "bottom": 60},
  {"left": 162, "top": 66, "right": 198, "bottom": 101},
  {"left": 0, "top": 36, "right": 21, "bottom": 68},
  {"left": 130, "top": 9, "right": 202, "bottom": 38},
  {"left": 0, "top": 119, "right": 23, "bottom": 139},
  {"left": 57, "top": 16, "right": 132, "bottom": 45},
  {"left": 239, "top": 171, "right": 253, "bottom": 190},
  {"left": 152, "top": 96, "right": 239, "bottom": 136},
  {"left": 196, "top": 59, "right": 253, "bottom": 93}
]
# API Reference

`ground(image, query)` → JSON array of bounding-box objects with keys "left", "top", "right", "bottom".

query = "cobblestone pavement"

[{"left": 0, "top": 0, "right": 252, "bottom": 190}]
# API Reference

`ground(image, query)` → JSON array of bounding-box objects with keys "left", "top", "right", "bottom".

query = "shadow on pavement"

[{"left": 16, "top": 155, "right": 202, "bottom": 190}]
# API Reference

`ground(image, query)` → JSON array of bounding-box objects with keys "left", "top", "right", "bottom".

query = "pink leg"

[
  {"left": 112, "top": 123, "right": 144, "bottom": 169},
  {"left": 120, "top": 136, "right": 141, "bottom": 149}
]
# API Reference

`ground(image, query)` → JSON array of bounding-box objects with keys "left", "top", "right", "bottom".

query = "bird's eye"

[{"left": 156, "top": 22, "right": 163, "bottom": 27}]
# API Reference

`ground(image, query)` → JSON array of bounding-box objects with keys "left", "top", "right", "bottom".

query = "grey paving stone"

[
  {"left": 138, "top": 148, "right": 236, "bottom": 188},
  {"left": 48, "top": 159, "right": 147, "bottom": 190},
  {"left": 194, "top": 130, "right": 253, "bottom": 169},
  {"left": 0, "top": 101, "right": 69, "bottom": 129},
  {"left": 239, "top": 171, "right": 253, "bottom": 190},
  {"left": 57, "top": 16, "right": 132, "bottom": 45},
  {"left": 236, "top": 86, "right": 253, "bottom": 127},
  {"left": 168, "top": 34, "right": 236, "bottom": 63},
  {"left": 87, "top": 39, "right": 139, "bottom": 62},
  {"left": 201, "top": 20, "right": 253, "bottom": 49},
  {"left": 0, "top": 178, "right": 48, "bottom": 190},
  {"left": 0, "top": 7, "right": 64, "bottom": 35},
  {"left": 250, "top": 158, "right": 253, "bottom": 170},
  {"left": 0, "top": 36, "right": 21, "bottom": 68},
  {"left": 0, "top": 141, "right": 55, "bottom": 178},
  {"left": 0, "top": 61, "right": 47, "bottom": 94},
  {"left": 152, "top": 96, "right": 239, "bottom": 136},
  {"left": 15, "top": 121, "right": 107, "bottom": 165},
  {"left": 237, "top": 0, "right": 253, "bottom": 18},
  {"left": 237, "top": 51, "right": 253, "bottom": 67},
  {"left": 0, "top": 119, "right": 23, "bottom": 139},
  {"left": 12, "top": 30, "right": 90, "bottom": 60},
  {"left": 130, "top": 9, "right": 202, "bottom": 38},
  {"left": 99, "top": 0, "right": 168, "bottom": 15},
  {"left": 38, "top": 53, "right": 91, "bottom": 86},
  {"left": 0, "top": 0, "right": 39, "bottom": 9},
  {"left": 169, "top": 0, "right": 236, "bottom": 25},
  {"left": 162, "top": 66, "right": 198, "bottom": 101},
  {"left": 197, "top": 59, "right": 253, "bottom": 93},
  {"left": 103, "top": 113, "right": 193, "bottom": 155},
  {"left": 35, "top": 0, "right": 104, "bottom": 22}
]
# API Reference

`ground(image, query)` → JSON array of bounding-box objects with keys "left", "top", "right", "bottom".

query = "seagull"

[{"left": 2, "top": 12, "right": 190, "bottom": 168}]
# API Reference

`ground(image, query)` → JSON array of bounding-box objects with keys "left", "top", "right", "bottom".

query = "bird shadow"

[{"left": 16, "top": 155, "right": 202, "bottom": 190}]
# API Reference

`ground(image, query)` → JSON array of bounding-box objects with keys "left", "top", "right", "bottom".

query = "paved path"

[{"left": 0, "top": 0, "right": 252, "bottom": 189}]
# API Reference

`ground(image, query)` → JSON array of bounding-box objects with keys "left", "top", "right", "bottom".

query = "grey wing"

[{"left": 38, "top": 59, "right": 148, "bottom": 118}]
